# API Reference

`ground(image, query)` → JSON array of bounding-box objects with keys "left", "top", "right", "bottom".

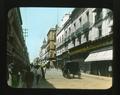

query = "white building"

[
  {"left": 39, "top": 38, "right": 47, "bottom": 63},
  {"left": 56, "top": 8, "right": 113, "bottom": 76}
]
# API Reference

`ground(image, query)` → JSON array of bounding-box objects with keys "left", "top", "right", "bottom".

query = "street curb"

[{"left": 81, "top": 73, "right": 112, "bottom": 80}]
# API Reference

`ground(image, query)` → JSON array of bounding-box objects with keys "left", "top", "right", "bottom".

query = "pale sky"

[{"left": 20, "top": 7, "right": 74, "bottom": 63}]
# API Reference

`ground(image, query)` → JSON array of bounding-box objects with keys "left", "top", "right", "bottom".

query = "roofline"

[
  {"left": 47, "top": 28, "right": 56, "bottom": 36},
  {"left": 17, "top": 7, "right": 22, "bottom": 25}
]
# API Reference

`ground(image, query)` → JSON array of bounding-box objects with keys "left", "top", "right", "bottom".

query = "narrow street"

[
  {"left": 32, "top": 68, "right": 112, "bottom": 89},
  {"left": 7, "top": 8, "right": 113, "bottom": 90}
]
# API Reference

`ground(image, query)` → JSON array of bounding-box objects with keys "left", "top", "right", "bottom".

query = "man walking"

[
  {"left": 36, "top": 66, "right": 42, "bottom": 85},
  {"left": 25, "top": 67, "right": 34, "bottom": 88}
]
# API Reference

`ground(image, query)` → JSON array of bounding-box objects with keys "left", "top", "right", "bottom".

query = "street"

[
  {"left": 32, "top": 68, "right": 112, "bottom": 89},
  {"left": 7, "top": 8, "right": 113, "bottom": 90}
]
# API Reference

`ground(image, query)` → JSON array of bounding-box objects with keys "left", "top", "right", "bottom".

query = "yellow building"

[{"left": 46, "top": 28, "right": 57, "bottom": 67}]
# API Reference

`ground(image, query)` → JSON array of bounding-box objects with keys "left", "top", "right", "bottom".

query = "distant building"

[
  {"left": 39, "top": 38, "right": 47, "bottom": 63},
  {"left": 7, "top": 8, "right": 30, "bottom": 75},
  {"left": 46, "top": 27, "right": 57, "bottom": 68},
  {"left": 56, "top": 8, "right": 113, "bottom": 76},
  {"left": 33, "top": 57, "right": 40, "bottom": 66}
]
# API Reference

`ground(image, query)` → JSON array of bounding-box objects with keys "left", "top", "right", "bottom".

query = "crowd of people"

[{"left": 7, "top": 62, "right": 49, "bottom": 88}]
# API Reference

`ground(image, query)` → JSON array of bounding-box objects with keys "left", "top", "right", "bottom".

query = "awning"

[{"left": 85, "top": 49, "right": 113, "bottom": 62}]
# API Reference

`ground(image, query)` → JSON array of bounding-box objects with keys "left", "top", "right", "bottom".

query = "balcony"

[
  {"left": 83, "top": 21, "right": 90, "bottom": 32},
  {"left": 68, "top": 35, "right": 71, "bottom": 40},
  {"left": 71, "top": 32, "right": 76, "bottom": 39},
  {"left": 64, "top": 35, "right": 71, "bottom": 43},
  {"left": 75, "top": 26, "right": 83, "bottom": 37},
  {"left": 95, "top": 12, "right": 103, "bottom": 23}
]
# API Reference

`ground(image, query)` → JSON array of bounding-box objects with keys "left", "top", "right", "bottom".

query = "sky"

[{"left": 20, "top": 7, "right": 74, "bottom": 63}]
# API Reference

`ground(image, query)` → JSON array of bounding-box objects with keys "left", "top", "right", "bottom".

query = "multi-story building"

[
  {"left": 56, "top": 8, "right": 113, "bottom": 76},
  {"left": 39, "top": 38, "right": 47, "bottom": 63},
  {"left": 7, "top": 8, "right": 30, "bottom": 75},
  {"left": 33, "top": 57, "right": 40, "bottom": 66},
  {"left": 46, "top": 27, "right": 57, "bottom": 67}
]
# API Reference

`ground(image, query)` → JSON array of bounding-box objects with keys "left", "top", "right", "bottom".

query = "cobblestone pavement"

[{"left": 32, "top": 68, "right": 112, "bottom": 89}]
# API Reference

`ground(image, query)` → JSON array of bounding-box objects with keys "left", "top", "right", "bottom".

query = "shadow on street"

[{"left": 35, "top": 79, "right": 55, "bottom": 88}]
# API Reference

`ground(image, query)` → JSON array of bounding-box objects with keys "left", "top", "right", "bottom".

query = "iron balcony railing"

[
  {"left": 75, "top": 26, "right": 83, "bottom": 36},
  {"left": 83, "top": 21, "right": 90, "bottom": 32},
  {"left": 63, "top": 22, "right": 90, "bottom": 43},
  {"left": 71, "top": 32, "right": 76, "bottom": 39},
  {"left": 64, "top": 35, "right": 71, "bottom": 43},
  {"left": 95, "top": 12, "right": 103, "bottom": 23},
  {"left": 67, "top": 35, "right": 71, "bottom": 41},
  {"left": 64, "top": 27, "right": 83, "bottom": 43}
]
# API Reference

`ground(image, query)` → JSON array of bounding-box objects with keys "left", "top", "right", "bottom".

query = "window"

[
  {"left": 65, "top": 31, "right": 67, "bottom": 37},
  {"left": 72, "top": 39, "right": 75, "bottom": 46},
  {"left": 79, "top": 18, "right": 81, "bottom": 25},
  {"left": 74, "top": 23, "right": 76, "bottom": 30},
  {"left": 62, "top": 35, "right": 63, "bottom": 42},
  {"left": 60, "top": 37, "right": 61, "bottom": 43},
  {"left": 69, "top": 27, "right": 71, "bottom": 35},
  {"left": 58, "top": 38, "right": 60, "bottom": 43},
  {"left": 98, "top": 25, "right": 102, "bottom": 38},
  {"left": 86, "top": 11, "right": 89, "bottom": 21},
  {"left": 78, "top": 36, "right": 81, "bottom": 44},
  {"left": 95, "top": 8, "right": 102, "bottom": 22},
  {"left": 85, "top": 31, "right": 89, "bottom": 41}
]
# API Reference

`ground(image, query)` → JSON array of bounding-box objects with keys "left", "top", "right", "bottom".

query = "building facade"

[
  {"left": 7, "top": 8, "right": 30, "bottom": 76},
  {"left": 33, "top": 57, "right": 40, "bottom": 66},
  {"left": 39, "top": 38, "right": 47, "bottom": 63},
  {"left": 56, "top": 8, "right": 113, "bottom": 76},
  {"left": 46, "top": 28, "right": 57, "bottom": 67}
]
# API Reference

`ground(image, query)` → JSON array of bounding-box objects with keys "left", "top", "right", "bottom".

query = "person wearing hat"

[{"left": 25, "top": 66, "right": 34, "bottom": 88}]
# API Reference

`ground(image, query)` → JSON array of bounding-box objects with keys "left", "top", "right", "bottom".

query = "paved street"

[{"left": 32, "top": 68, "right": 112, "bottom": 89}]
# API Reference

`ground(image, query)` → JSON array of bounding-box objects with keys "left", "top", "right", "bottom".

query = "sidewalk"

[{"left": 81, "top": 73, "right": 112, "bottom": 81}]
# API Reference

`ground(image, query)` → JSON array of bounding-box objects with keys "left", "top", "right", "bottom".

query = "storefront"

[{"left": 85, "top": 47, "right": 113, "bottom": 76}]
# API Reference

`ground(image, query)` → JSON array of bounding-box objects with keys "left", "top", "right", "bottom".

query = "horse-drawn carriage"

[{"left": 62, "top": 61, "right": 81, "bottom": 79}]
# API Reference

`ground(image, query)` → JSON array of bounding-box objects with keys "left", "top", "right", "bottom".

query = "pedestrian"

[
  {"left": 33, "top": 66, "right": 38, "bottom": 85},
  {"left": 17, "top": 72, "right": 21, "bottom": 88},
  {"left": 9, "top": 63, "right": 19, "bottom": 88},
  {"left": 21, "top": 70, "right": 26, "bottom": 87},
  {"left": 36, "top": 66, "right": 42, "bottom": 85},
  {"left": 41, "top": 63, "right": 46, "bottom": 80},
  {"left": 7, "top": 67, "right": 12, "bottom": 86},
  {"left": 31, "top": 65, "right": 36, "bottom": 87},
  {"left": 108, "top": 65, "right": 112, "bottom": 77},
  {"left": 11, "top": 71, "right": 19, "bottom": 88},
  {"left": 16, "top": 71, "right": 21, "bottom": 87},
  {"left": 41, "top": 66, "right": 45, "bottom": 79},
  {"left": 25, "top": 67, "right": 34, "bottom": 88}
]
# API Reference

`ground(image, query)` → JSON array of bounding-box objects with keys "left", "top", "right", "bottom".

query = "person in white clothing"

[{"left": 108, "top": 65, "right": 112, "bottom": 77}]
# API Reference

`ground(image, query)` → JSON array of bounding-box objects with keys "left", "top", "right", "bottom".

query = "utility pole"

[{"left": 57, "top": 8, "right": 59, "bottom": 26}]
